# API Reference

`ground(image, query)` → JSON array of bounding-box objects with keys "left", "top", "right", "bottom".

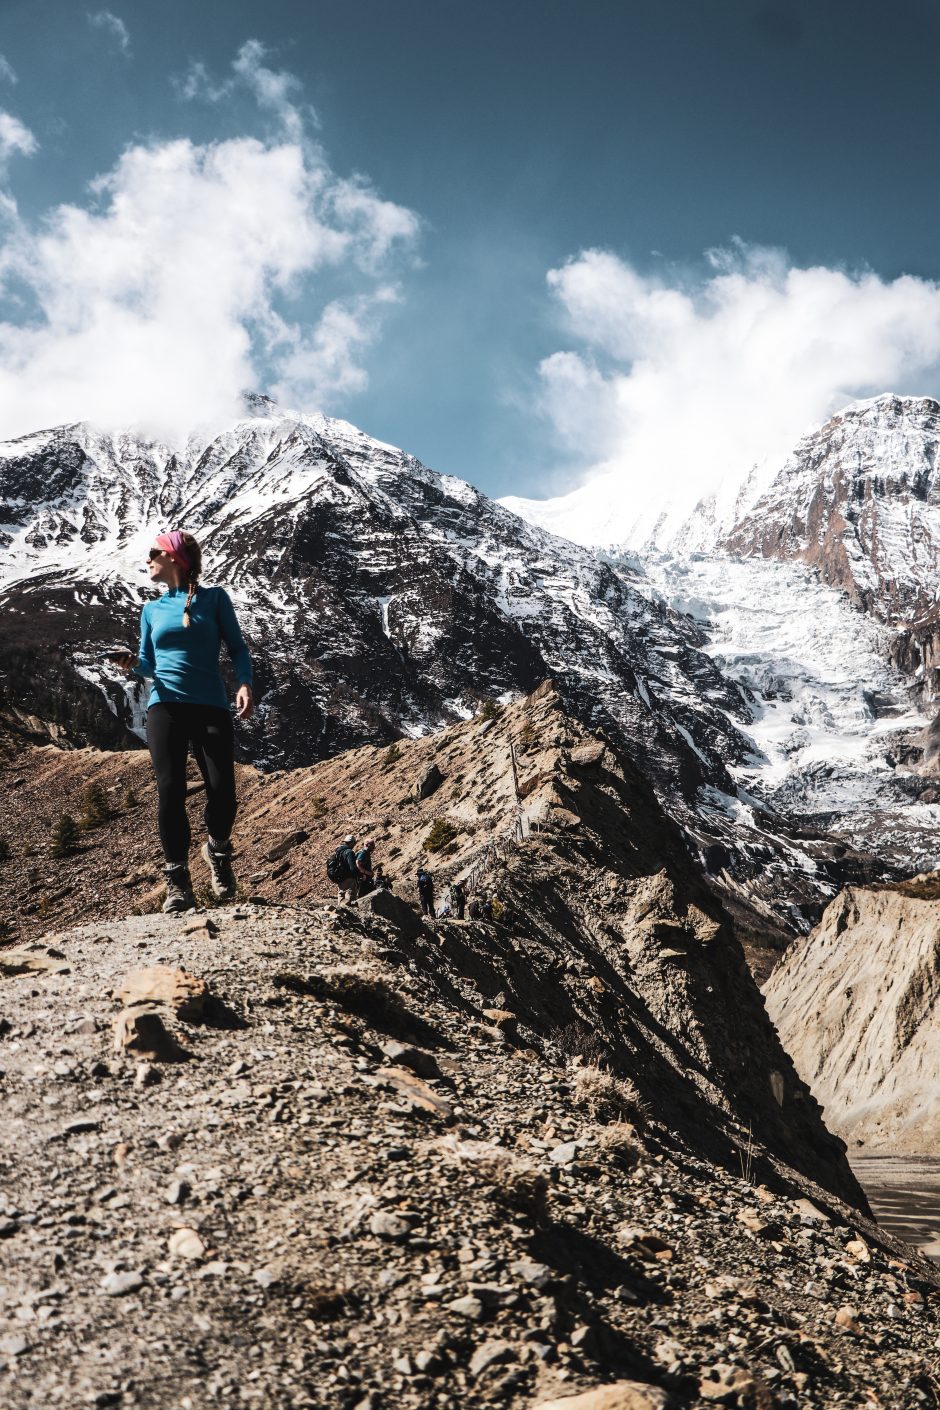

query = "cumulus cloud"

[
  {"left": 88, "top": 10, "right": 131, "bottom": 55},
  {"left": 509, "top": 243, "right": 940, "bottom": 548},
  {"left": 0, "top": 110, "right": 37, "bottom": 174},
  {"left": 0, "top": 45, "right": 419, "bottom": 442}
]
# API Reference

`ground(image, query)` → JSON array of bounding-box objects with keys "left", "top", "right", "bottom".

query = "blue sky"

[{"left": 4, "top": 0, "right": 940, "bottom": 509}]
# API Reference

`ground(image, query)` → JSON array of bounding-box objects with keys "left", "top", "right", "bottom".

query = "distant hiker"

[
  {"left": 356, "top": 838, "right": 376, "bottom": 893},
  {"left": 113, "top": 530, "right": 253, "bottom": 913},
  {"left": 439, "top": 898, "right": 452, "bottom": 918},
  {"left": 449, "top": 879, "right": 466, "bottom": 920},
  {"left": 481, "top": 897, "right": 493, "bottom": 922},
  {"left": 327, "top": 834, "right": 360, "bottom": 902},
  {"left": 467, "top": 897, "right": 482, "bottom": 921},
  {"left": 416, "top": 867, "right": 435, "bottom": 916},
  {"left": 374, "top": 864, "right": 392, "bottom": 892}
]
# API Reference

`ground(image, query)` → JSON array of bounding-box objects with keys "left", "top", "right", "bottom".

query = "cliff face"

[{"left": 763, "top": 878, "right": 940, "bottom": 1153}]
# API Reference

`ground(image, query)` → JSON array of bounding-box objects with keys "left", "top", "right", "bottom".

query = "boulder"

[
  {"left": 0, "top": 949, "right": 69, "bottom": 977},
  {"left": 569, "top": 741, "right": 606, "bottom": 768},
  {"left": 264, "top": 829, "right": 309, "bottom": 862},
  {"left": 371, "top": 1065, "right": 454, "bottom": 1122},
  {"left": 414, "top": 763, "right": 444, "bottom": 799},
  {"left": 378, "top": 1040, "right": 442, "bottom": 1079},
  {"left": 351, "top": 886, "right": 426, "bottom": 937},
  {"left": 114, "top": 966, "right": 207, "bottom": 1020}
]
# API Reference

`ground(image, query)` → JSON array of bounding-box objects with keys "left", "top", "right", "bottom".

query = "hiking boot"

[
  {"left": 201, "top": 839, "right": 236, "bottom": 900},
  {"left": 163, "top": 864, "right": 195, "bottom": 914}
]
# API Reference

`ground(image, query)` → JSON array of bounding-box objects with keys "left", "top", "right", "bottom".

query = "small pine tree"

[
  {"left": 384, "top": 742, "right": 402, "bottom": 765},
  {"left": 123, "top": 786, "right": 138, "bottom": 809},
  {"left": 50, "top": 813, "right": 79, "bottom": 858},
  {"left": 519, "top": 720, "right": 536, "bottom": 748},
  {"left": 0, "top": 837, "right": 10, "bottom": 862},
  {"left": 80, "top": 782, "right": 111, "bottom": 829},
  {"left": 479, "top": 698, "right": 502, "bottom": 721},
  {"left": 424, "top": 818, "right": 460, "bottom": 853}
]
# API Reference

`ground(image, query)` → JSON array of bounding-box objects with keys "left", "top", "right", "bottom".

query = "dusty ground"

[
  {"left": 2, "top": 688, "right": 939, "bottom": 1407},
  {"left": 1, "top": 901, "right": 939, "bottom": 1410}
]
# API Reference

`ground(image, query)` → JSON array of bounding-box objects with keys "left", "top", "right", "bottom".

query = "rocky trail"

[
  {"left": 2, "top": 902, "right": 939, "bottom": 1410},
  {"left": 1, "top": 687, "right": 939, "bottom": 1406}
]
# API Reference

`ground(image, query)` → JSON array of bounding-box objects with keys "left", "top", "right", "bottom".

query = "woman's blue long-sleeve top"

[{"left": 134, "top": 586, "right": 253, "bottom": 710}]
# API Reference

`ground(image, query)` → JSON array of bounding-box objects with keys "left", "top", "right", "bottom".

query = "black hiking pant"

[{"left": 146, "top": 703, "right": 237, "bottom": 865}]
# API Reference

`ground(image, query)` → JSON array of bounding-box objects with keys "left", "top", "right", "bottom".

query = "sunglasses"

[{"left": 147, "top": 548, "right": 167, "bottom": 561}]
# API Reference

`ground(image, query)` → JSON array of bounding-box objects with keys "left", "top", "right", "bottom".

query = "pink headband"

[{"left": 155, "top": 531, "right": 192, "bottom": 572}]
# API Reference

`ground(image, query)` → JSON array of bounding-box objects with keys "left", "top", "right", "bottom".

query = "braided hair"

[{"left": 177, "top": 531, "right": 202, "bottom": 628}]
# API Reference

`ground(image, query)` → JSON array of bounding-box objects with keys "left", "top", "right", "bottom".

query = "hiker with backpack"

[
  {"left": 416, "top": 866, "right": 435, "bottom": 917},
  {"left": 112, "top": 530, "right": 253, "bottom": 913},
  {"left": 327, "top": 835, "right": 360, "bottom": 902},
  {"left": 355, "top": 838, "right": 376, "bottom": 894},
  {"left": 449, "top": 878, "right": 466, "bottom": 920}
]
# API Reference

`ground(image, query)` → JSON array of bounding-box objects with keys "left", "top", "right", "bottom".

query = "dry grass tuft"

[
  {"left": 438, "top": 1137, "right": 549, "bottom": 1220},
  {"left": 573, "top": 1064, "right": 648, "bottom": 1128},
  {"left": 593, "top": 1120, "right": 642, "bottom": 1168}
]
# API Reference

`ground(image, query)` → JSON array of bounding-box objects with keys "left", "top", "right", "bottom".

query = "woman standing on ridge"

[{"left": 114, "top": 530, "right": 254, "bottom": 913}]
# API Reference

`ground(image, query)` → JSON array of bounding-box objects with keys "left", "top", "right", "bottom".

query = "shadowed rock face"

[
  {"left": 764, "top": 876, "right": 940, "bottom": 1153},
  {"left": 0, "top": 682, "right": 866, "bottom": 1209}
]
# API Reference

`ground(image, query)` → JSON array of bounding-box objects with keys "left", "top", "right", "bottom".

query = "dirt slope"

[
  {"left": 2, "top": 684, "right": 863, "bottom": 1208},
  {"left": 764, "top": 878, "right": 940, "bottom": 1153}
]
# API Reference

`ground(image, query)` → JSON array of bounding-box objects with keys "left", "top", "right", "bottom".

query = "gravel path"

[{"left": 1, "top": 903, "right": 938, "bottom": 1410}]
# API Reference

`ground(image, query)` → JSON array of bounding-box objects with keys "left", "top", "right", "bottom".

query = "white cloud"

[
  {"left": 0, "top": 54, "right": 17, "bottom": 85},
  {"left": 177, "top": 39, "right": 313, "bottom": 142},
  {"left": 0, "top": 110, "right": 37, "bottom": 174},
  {"left": 0, "top": 51, "right": 418, "bottom": 442},
  {"left": 88, "top": 10, "right": 131, "bottom": 54},
  {"left": 506, "top": 243, "right": 940, "bottom": 548}
]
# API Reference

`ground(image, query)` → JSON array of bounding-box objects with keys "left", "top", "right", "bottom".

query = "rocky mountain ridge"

[
  {"left": 2, "top": 685, "right": 939, "bottom": 1409},
  {"left": 0, "top": 403, "right": 894, "bottom": 938}
]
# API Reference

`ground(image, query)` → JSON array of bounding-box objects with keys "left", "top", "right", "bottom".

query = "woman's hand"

[
  {"left": 236, "top": 684, "right": 254, "bottom": 720},
  {"left": 112, "top": 651, "right": 136, "bottom": 674}
]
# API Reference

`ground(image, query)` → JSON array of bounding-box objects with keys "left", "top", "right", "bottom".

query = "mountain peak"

[{"left": 240, "top": 391, "right": 282, "bottom": 419}]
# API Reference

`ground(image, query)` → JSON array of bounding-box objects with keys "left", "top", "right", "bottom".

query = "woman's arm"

[
  {"left": 217, "top": 589, "right": 255, "bottom": 719},
  {"left": 114, "top": 606, "right": 155, "bottom": 678}
]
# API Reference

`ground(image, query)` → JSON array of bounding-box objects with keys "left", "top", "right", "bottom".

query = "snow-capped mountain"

[
  {"left": 500, "top": 449, "right": 782, "bottom": 556},
  {"left": 1, "top": 399, "right": 897, "bottom": 932},
  {"left": 725, "top": 396, "right": 940, "bottom": 623},
  {"left": 506, "top": 392, "right": 940, "bottom": 892},
  {"left": 643, "top": 553, "right": 935, "bottom": 871},
  {"left": 724, "top": 395, "right": 940, "bottom": 715},
  {"left": 0, "top": 402, "right": 745, "bottom": 776}
]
